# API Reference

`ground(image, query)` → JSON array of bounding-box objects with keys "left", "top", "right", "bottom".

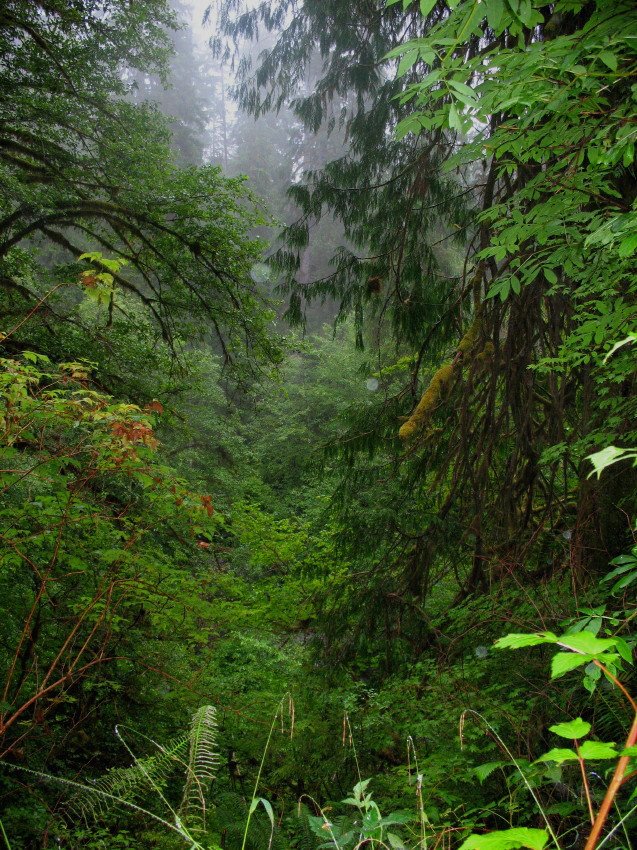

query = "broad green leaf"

[
  {"left": 551, "top": 652, "right": 591, "bottom": 679},
  {"left": 613, "top": 636, "right": 634, "bottom": 664},
  {"left": 556, "top": 631, "right": 617, "bottom": 655},
  {"left": 549, "top": 718, "right": 591, "bottom": 739},
  {"left": 608, "top": 554, "right": 637, "bottom": 567},
  {"left": 619, "top": 233, "right": 637, "bottom": 257},
  {"left": 578, "top": 741, "right": 618, "bottom": 760},
  {"left": 611, "top": 571, "right": 637, "bottom": 593},
  {"left": 620, "top": 746, "right": 637, "bottom": 757},
  {"left": 598, "top": 51, "right": 618, "bottom": 71},
  {"left": 459, "top": 828, "right": 549, "bottom": 850},
  {"left": 535, "top": 748, "right": 578, "bottom": 764},
  {"left": 494, "top": 632, "right": 557, "bottom": 650},
  {"left": 588, "top": 446, "right": 637, "bottom": 478}
]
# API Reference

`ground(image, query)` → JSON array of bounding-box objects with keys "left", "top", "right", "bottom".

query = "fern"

[
  {"left": 178, "top": 705, "right": 220, "bottom": 834},
  {"left": 2, "top": 706, "right": 220, "bottom": 848},
  {"left": 295, "top": 804, "right": 320, "bottom": 850},
  {"left": 65, "top": 732, "right": 190, "bottom": 824}
]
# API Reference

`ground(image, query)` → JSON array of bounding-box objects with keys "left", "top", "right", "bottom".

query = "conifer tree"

[{"left": 213, "top": 0, "right": 637, "bottom": 660}]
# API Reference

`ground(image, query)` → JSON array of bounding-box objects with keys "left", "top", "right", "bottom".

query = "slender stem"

[
  {"left": 2, "top": 282, "right": 67, "bottom": 341},
  {"left": 407, "top": 736, "right": 428, "bottom": 850},
  {"left": 298, "top": 793, "right": 340, "bottom": 850},
  {"left": 241, "top": 695, "right": 291, "bottom": 850},
  {"left": 344, "top": 713, "right": 362, "bottom": 784},
  {"left": 595, "top": 800, "right": 637, "bottom": 850},
  {"left": 0, "top": 818, "right": 11, "bottom": 850},
  {"left": 583, "top": 711, "right": 637, "bottom": 850},
  {"left": 574, "top": 739, "right": 595, "bottom": 825},
  {"left": 612, "top": 799, "right": 633, "bottom": 850}
]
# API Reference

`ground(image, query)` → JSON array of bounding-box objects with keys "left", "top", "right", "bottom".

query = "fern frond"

[
  {"left": 2, "top": 764, "right": 191, "bottom": 843},
  {"left": 65, "top": 733, "right": 189, "bottom": 824},
  {"left": 178, "top": 704, "right": 220, "bottom": 833}
]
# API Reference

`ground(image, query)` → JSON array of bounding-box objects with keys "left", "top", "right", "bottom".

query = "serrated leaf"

[
  {"left": 556, "top": 631, "right": 617, "bottom": 655},
  {"left": 578, "top": 741, "right": 618, "bottom": 760},
  {"left": 474, "top": 762, "right": 506, "bottom": 783},
  {"left": 551, "top": 652, "right": 591, "bottom": 679},
  {"left": 494, "top": 632, "right": 557, "bottom": 650},
  {"left": 459, "top": 828, "right": 549, "bottom": 850},
  {"left": 549, "top": 718, "right": 591, "bottom": 739},
  {"left": 535, "top": 748, "right": 578, "bottom": 764}
]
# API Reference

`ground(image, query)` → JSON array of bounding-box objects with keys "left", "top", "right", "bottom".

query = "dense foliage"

[{"left": 0, "top": 2, "right": 636, "bottom": 850}]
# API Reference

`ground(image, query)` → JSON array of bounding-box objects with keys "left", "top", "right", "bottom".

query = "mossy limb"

[
  {"left": 400, "top": 309, "right": 487, "bottom": 441},
  {"left": 398, "top": 361, "right": 455, "bottom": 440},
  {"left": 457, "top": 311, "right": 482, "bottom": 356}
]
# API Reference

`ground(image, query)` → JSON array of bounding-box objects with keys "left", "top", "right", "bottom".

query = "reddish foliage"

[
  {"left": 145, "top": 400, "right": 164, "bottom": 415},
  {"left": 110, "top": 420, "right": 158, "bottom": 449}
]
